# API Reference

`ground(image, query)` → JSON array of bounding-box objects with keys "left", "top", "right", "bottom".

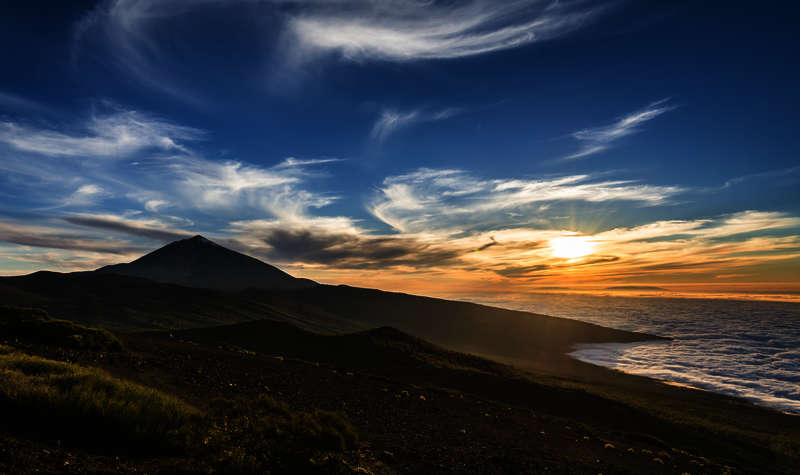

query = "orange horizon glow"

[
  {"left": 279, "top": 214, "right": 800, "bottom": 304},
  {"left": 2, "top": 210, "right": 798, "bottom": 305},
  {"left": 292, "top": 270, "right": 800, "bottom": 304}
]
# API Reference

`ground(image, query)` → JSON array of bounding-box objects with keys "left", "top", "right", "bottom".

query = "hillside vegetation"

[
  {"left": 1, "top": 309, "right": 799, "bottom": 473},
  {"left": 0, "top": 346, "right": 359, "bottom": 472},
  {"left": 0, "top": 306, "right": 122, "bottom": 351},
  {"left": 0, "top": 350, "right": 198, "bottom": 451}
]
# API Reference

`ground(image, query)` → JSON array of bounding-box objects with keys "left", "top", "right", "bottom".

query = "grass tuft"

[{"left": 0, "top": 352, "right": 199, "bottom": 452}]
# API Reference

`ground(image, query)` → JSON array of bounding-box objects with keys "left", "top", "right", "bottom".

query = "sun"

[{"left": 549, "top": 236, "right": 595, "bottom": 259}]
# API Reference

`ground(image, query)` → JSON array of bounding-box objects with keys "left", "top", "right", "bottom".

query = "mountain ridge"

[
  {"left": 0, "top": 235, "right": 664, "bottom": 370},
  {"left": 96, "top": 235, "right": 316, "bottom": 291}
]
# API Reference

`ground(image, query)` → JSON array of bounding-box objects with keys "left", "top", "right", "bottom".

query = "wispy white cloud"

[
  {"left": 0, "top": 110, "right": 201, "bottom": 158},
  {"left": 274, "top": 157, "right": 344, "bottom": 168},
  {"left": 73, "top": 1, "right": 607, "bottom": 99},
  {"left": 62, "top": 184, "right": 107, "bottom": 207},
  {"left": 144, "top": 199, "right": 169, "bottom": 212},
  {"left": 371, "top": 107, "right": 460, "bottom": 141},
  {"left": 290, "top": 1, "right": 603, "bottom": 62},
  {"left": 371, "top": 109, "right": 419, "bottom": 141},
  {"left": 166, "top": 156, "right": 339, "bottom": 217},
  {"left": 174, "top": 158, "right": 297, "bottom": 199},
  {"left": 595, "top": 210, "right": 800, "bottom": 243},
  {"left": 76, "top": 184, "right": 103, "bottom": 195},
  {"left": 564, "top": 99, "right": 675, "bottom": 159},
  {"left": 721, "top": 165, "right": 800, "bottom": 189},
  {"left": 699, "top": 211, "right": 800, "bottom": 239},
  {"left": 0, "top": 103, "right": 342, "bottom": 236},
  {"left": 0, "top": 99, "right": 795, "bottom": 291},
  {"left": 370, "top": 168, "right": 683, "bottom": 233}
]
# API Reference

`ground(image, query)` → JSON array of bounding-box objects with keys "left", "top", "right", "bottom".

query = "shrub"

[
  {"left": 0, "top": 353, "right": 200, "bottom": 452},
  {"left": 0, "top": 306, "right": 122, "bottom": 351}
]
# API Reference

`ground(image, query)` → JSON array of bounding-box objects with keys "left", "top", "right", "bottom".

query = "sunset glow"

[
  {"left": 549, "top": 236, "right": 595, "bottom": 259},
  {"left": 1, "top": 4, "right": 799, "bottom": 472},
  {"left": 0, "top": 1, "right": 797, "bottom": 304}
]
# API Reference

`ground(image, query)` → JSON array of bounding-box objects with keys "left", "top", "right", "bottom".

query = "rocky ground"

[{"left": 0, "top": 328, "right": 753, "bottom": 474}]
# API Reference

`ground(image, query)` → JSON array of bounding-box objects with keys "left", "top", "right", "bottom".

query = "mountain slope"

[
  {"left": 252, "top": 284, "right": 667, "bottom": 367},
  {"left": 0, "top": 235, "right": 664, "bottom": 362},
  {"left": 97, "top": 235, "right": 315, "bottom": 291},
  {"left": 6, "top": 315, "right": 795, "bottom": 474}
]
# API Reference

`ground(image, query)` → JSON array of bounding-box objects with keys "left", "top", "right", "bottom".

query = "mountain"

[
  {"left": 1, "top": 240, "right": 797, "bottom": 474},
  {"left": 1, "top": 235, "right": 663, "bottom": 366},
  {"left": 252, "top": 285, "right": 668, "bottom": 368},
  {"left": 97, "top": 235, "right": 315, "bottom": 291}
]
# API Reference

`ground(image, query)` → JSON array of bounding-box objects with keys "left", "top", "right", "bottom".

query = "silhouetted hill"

[
  {"left": 97, "top": 235, "right": 316, "bottom": 291},
  {"left": 0, "top": 269, "right": 663, "bottom": 367},
  {"left": 0, "top": 270, "right": 283, "bottom": 331},
  {"left": 0, "top": 235, "right": 665, "bottom": 367},
  {"left": 1, "top": 236, "right": 797, "bottom": 474},
  {"left": 0, "top": 236, "right": 662, "bottom": 371},
  {"left": 254, "top": 285, "right": 667, "bottom": 366},
  {"left": 174, "top": 319, "right": 503, "bottom": 376}
]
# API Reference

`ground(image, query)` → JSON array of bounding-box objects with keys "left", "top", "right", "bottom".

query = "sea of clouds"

[{"left": 498, "top": 293, "right": 800, "bottom": 413}]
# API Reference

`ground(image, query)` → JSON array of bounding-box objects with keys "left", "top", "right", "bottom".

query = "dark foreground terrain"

[
  {"left": 0, "top": 307, "right": 798, "bottom": 474},
  {"left": 1, "top": 238, "right": 798, "bottom": 474}
]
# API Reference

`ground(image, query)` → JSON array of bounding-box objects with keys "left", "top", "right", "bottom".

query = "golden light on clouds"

[
  {"left": 549, "top": 236, "right": 595, "bottom": 259},
  {"left": 2, "top": 207, "right": 799, "bottom": 303}
]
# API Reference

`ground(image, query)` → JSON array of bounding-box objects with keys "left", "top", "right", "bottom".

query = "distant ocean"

[{"left": 478, "top": 292, "right": 800, "bottom": 414}]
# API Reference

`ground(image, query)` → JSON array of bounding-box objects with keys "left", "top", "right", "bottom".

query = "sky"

[{"left": 0, "top": 0, "right": 798, "bottom": 301}]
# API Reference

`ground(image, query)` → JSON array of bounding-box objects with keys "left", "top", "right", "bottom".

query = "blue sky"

[{"left": 0, "top": 1, "right": 798, "bottom": 297}]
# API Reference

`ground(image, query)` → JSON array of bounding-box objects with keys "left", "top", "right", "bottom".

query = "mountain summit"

[{"left": 97, "top": 235, "right": 315, "bottom": 291}]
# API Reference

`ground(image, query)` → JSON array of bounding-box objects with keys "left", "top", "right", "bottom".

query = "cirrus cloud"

[
  {"left": 563, "top": 99, "right": 676, "bottom": 160},
  {"left": 371, "top": 107, "right": 460, "bottom": 141},
  {"left": 370, "top": 168, "right": 683, "bottom": 233},
  {"left": 0, "top": 110, "right": 201, "bottom": 158},
  {"left": 73, "top": 0, "right": 609, "bottom": 99},
  {"left": 290, "top": 0, "right": 604, "bottom": 62}
]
